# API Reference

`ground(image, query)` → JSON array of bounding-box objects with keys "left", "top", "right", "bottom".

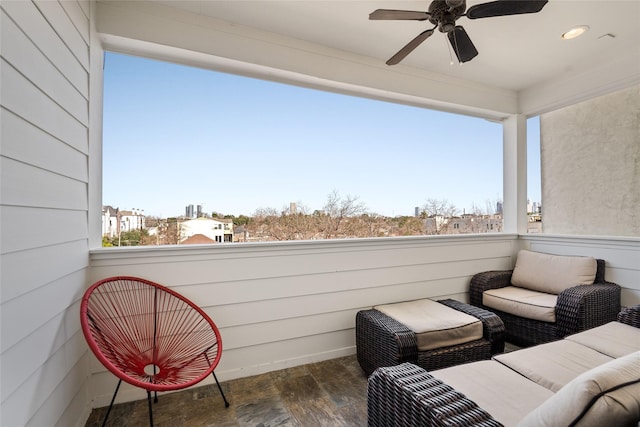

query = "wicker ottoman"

[{"left": 356, "top": 298, "right": 505, "bottom": 376}]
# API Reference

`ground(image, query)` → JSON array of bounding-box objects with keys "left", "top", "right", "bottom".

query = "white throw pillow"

[
  {"left": 518, "top": 351, "right": 640, "bottom": 427},
  {"left": 511, "top": 250, "right": 597, "bottom": 295}
]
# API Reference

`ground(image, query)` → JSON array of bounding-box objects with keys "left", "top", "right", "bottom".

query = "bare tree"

[
  {"left": 422, "top": 198, "right": 458, "bottom": 235},
  {"left": 252, "top": 204, "right": 317, "bottom": 241},
  {"left": 349, "top": 213, "right": 386, "bottom": 238},
  {"left": 319, "top": 190, "right": 368, "bottom": 239},
  {"left": 394, "top": 216, "right": 425, "bottom": 236},
  {"left": 157, "top": 218, "right": 183, "bottom": 244},
  {"left": 251, "top": 207, "right": 280, "bottom": 240},
  {"left": 280, "top": 203, "right": 317, "bottom": 240}
]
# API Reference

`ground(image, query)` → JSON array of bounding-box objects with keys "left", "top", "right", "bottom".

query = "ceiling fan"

[{"left": 370, "top": 0, "right": 548, "bottom": 65}]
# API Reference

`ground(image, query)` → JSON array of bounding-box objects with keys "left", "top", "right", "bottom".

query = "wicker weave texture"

[
  {"left": 356, "top": 299, "right": 504, "bottom": 376},
  {"left": 469, "top": 258, "right": 621, "bottom": 347},
  {"left": 367, "top": 363, "right": 503, "bottom": 427},
  {"left": 618, "top": 305, "right": 640, "bottom": 328}
]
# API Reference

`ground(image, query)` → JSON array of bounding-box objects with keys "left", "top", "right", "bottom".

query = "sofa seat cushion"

[
  {"left": 511, "top": 250, "right": 597, "bottom": 294},
  {"left": 518, "top": 351, "right": 640, "bottom": 427},
  {"left": 374, "top": 298, "right": 483, "bottom": 351},
  {"left": 483, "top": 286, "right": 557, "bottom": 322},
  {"left": 565, "top": 321, "right": 640, "bottom": 358},
  {"left": 432, "top": 360, "right": 554, "bottom": 427},
  {"left": 494, "top": 340, "right": 613, "bottom": 392}
]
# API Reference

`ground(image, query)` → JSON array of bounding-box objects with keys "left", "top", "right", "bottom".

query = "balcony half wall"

[{"left": 88, "top": 233, "right": 639, "bottom": 407}]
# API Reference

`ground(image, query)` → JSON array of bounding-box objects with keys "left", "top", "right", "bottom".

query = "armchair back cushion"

[
  {"left": 518, "top": 351, "right": 640, "bottom": 427},
  {"left": 511, "top": 250, "right": 597, "bottom": 295}
]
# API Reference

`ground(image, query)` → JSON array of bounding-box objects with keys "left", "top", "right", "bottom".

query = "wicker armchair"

[
  {"left": 356, "top": 299, "right": 505, "bottom": 376},
  {"left": 470, "top": 258, "right": 621, "bottom": 347}
]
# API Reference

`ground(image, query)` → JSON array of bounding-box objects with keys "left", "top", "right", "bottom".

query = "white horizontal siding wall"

[
  {"left": 88, "top": 234, "right": 518, "bottom": 406},
  {"left": 521, "top": 235, "right": 640, "bottom": 308},
  {"left": 1, "top": 1, "right": 93, "bottom": 427}
]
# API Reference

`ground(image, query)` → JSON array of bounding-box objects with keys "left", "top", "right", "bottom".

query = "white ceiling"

[{"left": 153, "top": 0, "right": 640, "bottom": 93}]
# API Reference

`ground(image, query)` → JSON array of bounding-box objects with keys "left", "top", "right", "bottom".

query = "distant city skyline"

[{"left": 103, "top": 52, "right": 541, "bottom": 218}]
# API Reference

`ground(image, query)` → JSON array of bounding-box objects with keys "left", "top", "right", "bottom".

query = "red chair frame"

[{"left": 81, "top": 276, "right": 228, "bottom": 426}]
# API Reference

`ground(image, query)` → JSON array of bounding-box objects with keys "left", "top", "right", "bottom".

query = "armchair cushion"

[
  {"left": 483, "top": 286, "right": 557, "bottom": 322},
  {"left": 511, "top": 250, "right": 597, "bottom": 294},
  {"left": 374, "top": 298, "right": 483, "bottom": 351},
  {"left": 518, "top": 351, "right": 640, "bottom": 427}
]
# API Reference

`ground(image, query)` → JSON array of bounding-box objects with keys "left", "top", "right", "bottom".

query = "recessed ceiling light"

[{"left": 562, "top": 25, "right": 589, "bottom": 40}]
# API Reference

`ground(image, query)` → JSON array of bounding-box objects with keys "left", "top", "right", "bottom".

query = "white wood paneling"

[
  {"left": 0, "top": 206, "right": 88, "bottom": 254},
  {"left": 1, "top": 59, "right": 87, "bottom": 152},
  {"left": 76, "top": 0, "right": 90, "bottom": 21},
  {"left": 60, "top": 0, "right": 90, "bottom": 44},
  {"left": 1, "top": 269, "right": 86, "bottom": 352},
  {"left": 1, "top": 0, "right": 89, "bottom": 97},
  {"left": 87, "top": 234, "right": 637, "bottom": 407},
  {"left": 1, "top": 240, "right": 89, "bottom": 303},
  {"left": 1, "top": 10, "right": 88, "bottom": 124},
  {"left": 33, "top": 0, "right": 89, "bottom": 70},
  {"left": 2, "top": 332, "right": 88, "bottom": 426},
  {"left": 1, "top": 157, "right": 87, "bottom": 210},
  {"left": 0, "top": 1, "right": 92, "bottom": 427},
  {"left": 88, "top": 234, "right": 517, "bottom": 406},
  {"left": 1, "top": 109, "right": 88, "bottom": 182}
]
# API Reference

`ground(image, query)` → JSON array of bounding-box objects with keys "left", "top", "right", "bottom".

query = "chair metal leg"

[
  {"left": 147, "top": 391, "right": 154, "bottom": 427},
  {"left": 101, "top": 379, "right": 122, "bottom": 427},
  {"left": 212, "top": 371, "right": 230, "bottom": 408}
]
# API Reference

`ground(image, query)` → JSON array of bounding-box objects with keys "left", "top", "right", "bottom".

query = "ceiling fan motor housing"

[{"left": 429, "top": 0, "right": 466, "bottom": 33}]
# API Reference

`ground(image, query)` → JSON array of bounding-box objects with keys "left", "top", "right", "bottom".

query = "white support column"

[
  {"left": 88, "top": 2, "right": 105, "bottom": 249},
  {"left": 503, "top": 114, "right": 528, "bottom": 234}
]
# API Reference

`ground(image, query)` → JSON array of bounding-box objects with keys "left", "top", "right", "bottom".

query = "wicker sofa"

[
  {"left": 470, "top": 250, "right": 621, "bottom": 347},
  {"left": 367, "top": 305, "right": 640, "bottom": 427}
]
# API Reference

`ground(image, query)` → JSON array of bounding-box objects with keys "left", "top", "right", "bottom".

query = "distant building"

[
  {"left": 102, "top": 205, "right": 119, "bottom": 237},
  {"left": 181, "top": 233, "right": 216, "bottom": 245},
  {"left": 102, "top": 206, "right": 146, "bottom": 237},
  {"left": 234, "top": 225, "right": 250, "bottom": 242},
  {"left": 185, "top": 204, "right": 195, "bottom": 218},
  {"left": 119, "top": 209, "right": 145, "bottom": 232},
  {"left": 180, "top": 218, "right": 234, "bottom": 243}
]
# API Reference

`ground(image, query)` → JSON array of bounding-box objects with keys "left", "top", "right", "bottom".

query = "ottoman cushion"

[{"left": 374, "top": 298, "right": 483, "bottom": 351}]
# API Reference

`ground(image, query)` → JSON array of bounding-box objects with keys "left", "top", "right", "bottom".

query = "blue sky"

[{"left": 103, "top": 52, "right": 540, "bottom": 218}]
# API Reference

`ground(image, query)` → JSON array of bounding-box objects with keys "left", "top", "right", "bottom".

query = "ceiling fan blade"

[
  {"left": 369, "top": 9, "right": 430, "bottom": 21},
  {"left": 447, "top": 26, "right": 478, "bottom": 63},
  {"left": 386, "top": 29, "right": 435, "bottom": 65},
  {"left": 466, "top": 0, "right": 548, "bottom": 19}
]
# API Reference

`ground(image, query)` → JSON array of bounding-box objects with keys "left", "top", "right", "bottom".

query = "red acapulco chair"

[{"left": 80, "top": 276, "right": 229, "bottom": 426}]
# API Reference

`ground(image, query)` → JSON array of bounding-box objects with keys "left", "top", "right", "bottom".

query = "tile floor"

[
  {"left": 85, "top": 344, "right": 521, "bottom": 427},
  {"left": 84, "top": 355, "right": 368, "bottom": 427}
]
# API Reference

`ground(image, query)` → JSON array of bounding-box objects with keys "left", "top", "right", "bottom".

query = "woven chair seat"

[{"left": 81, "top": 276, "right": 228, "bottom": 426}]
